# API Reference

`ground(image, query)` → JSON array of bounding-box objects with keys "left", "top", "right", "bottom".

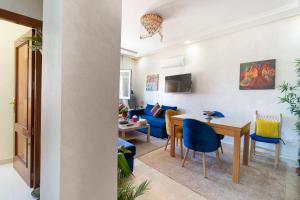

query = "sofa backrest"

[
  {"left": 160, "top": 105, "right": 178, "bottom": 118},
  {"left": 144, "top": 104, "right": 177, "bottom": 118},
  {"left": 144, "top": 104, "right": 154, "bottom": 116}
]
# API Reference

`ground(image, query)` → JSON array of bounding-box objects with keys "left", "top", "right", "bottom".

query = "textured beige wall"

[
  {"left": 41, "top": 0, "right": 121, "bottom": 199},
  {"left": 0, "top": 0, "right": 43, "bottom": 20},
  {"left": 0, "top": 20, "right": 31, "bottom": 164}
]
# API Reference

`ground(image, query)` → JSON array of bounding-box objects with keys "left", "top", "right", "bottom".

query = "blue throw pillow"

[
  {"left": 160, "top": 105, "right": 177, "bottom": 118},
  {"left": 144, "top": 104, "right": 154, "bottom": 116}
]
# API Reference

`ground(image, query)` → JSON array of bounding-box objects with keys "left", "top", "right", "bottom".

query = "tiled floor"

[
  {"left": 133, "top": 159, "right": 206, "bottom": 200},
  {"left": 0, "top": 163, "right": 34, "bottom": 200},
  {"left": 0, "top": 161, "right": 203, "bottom": 200}
]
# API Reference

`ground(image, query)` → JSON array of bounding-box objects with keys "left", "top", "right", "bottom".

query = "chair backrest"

[
  {"left": 255, "top": 110, "right": 283, "bottom": 136},
  {"left": 212, "top": 111, "right": 225, "bottom": 118},
  {"left": 165, "top": 109, "right": 181, "bottom": 136},
  {"left": 183, "top": 119, "right": 220, "bottom": 153}
]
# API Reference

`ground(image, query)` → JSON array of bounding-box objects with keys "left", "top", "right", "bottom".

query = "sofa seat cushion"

[
  {"left": 117, "top": 138, "right": 136, "bottom": 156},
  {"left": 140, "top": 115, "right": 166, "bottom": 128}
]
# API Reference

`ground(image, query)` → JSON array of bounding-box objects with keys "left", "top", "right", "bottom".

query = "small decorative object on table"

[
  {"left": 132, "top": 115, "right": 138, "bottom": 123},
  {"left": 138, "top": 118, "right": 147, "bottom": 126},
  {"left": 203, "top": 111, "right": 214, "bottom": 122},
  {"left": 119, "top": 120, "right": 128, "bottom": 125}
]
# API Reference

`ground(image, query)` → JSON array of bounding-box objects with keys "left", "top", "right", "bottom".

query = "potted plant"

[
  {"left": 24, "top": 29, "right": 42, "bottom": 53},
  {"left": 278, "top": 58, "right": 300, "bottom": 175},
  {"left": 121, "top": 107, "right": 129, "bottom": 119},
  {"left": 118, "top": 147, "right": 149, "bottom": 200}
]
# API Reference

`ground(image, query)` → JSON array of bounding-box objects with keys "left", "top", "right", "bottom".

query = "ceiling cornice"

[{"left": 137, "top": 2, "right": 300, "bottom": 58}]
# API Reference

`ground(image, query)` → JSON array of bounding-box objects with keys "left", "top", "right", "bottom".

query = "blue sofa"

[
  {"left": 128, "top": 104, "right": 178, "bottom": 139},
  {"left": 118, "top": 138, "right": 136, "bottom": 171}
]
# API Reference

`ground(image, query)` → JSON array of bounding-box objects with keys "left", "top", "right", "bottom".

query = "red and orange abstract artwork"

[{"left": 240, "top": 59, "right": 276, "bottom": 90}]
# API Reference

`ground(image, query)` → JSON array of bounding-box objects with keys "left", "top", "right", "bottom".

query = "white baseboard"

[
  {"left": 0, "top": 158, "right": 13, "bottom": 165},
  {"left": 221, "top": 141, "right": 299, "bottom": 168}
]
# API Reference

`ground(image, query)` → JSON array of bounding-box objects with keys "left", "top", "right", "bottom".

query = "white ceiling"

[{"left": 121, "top": 0, "right": 300, "bottom": 56}]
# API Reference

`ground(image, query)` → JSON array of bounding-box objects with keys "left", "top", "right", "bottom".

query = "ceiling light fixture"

[
  {"left": 140, "top": 13, "right": 163, "bottom": 42},
  {"left": 184, "top": 40, "right": 192, "bottom": 44}
]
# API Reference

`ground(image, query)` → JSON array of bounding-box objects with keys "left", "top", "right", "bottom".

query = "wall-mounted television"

[{"left": 165, "top": 73, "right": 192, "bottom": 93}]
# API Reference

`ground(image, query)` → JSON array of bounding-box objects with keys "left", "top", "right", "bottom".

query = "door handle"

[{"left": 9, "top": 98, "right": 15, "bottom": 105}]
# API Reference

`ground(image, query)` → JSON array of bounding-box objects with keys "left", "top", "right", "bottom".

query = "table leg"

[
  {"left": 170, "top": 120, "right": 176, "bottom": 157},
  {"left": 147, "top": 126, "right": 150, "bottom": 143},
  {"left": 243, "top": 129, "right": 250, "bottom": 165},
  {"left": 232, "top": 135, "right": 241, "bottom": 183},
  {"left": 122, "top": 131, "right": 126, "bottom": 139}
]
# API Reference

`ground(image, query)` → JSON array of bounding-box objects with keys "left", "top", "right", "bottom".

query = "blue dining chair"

[
  {"left": 182, "top": 119, "right": 221, "bottom": 177},
  {"left": 212, "top": 111, "right": 225, "bottom": 154},
  {"left": 212, "top": 111, "right": 225, "bottom": 118}
]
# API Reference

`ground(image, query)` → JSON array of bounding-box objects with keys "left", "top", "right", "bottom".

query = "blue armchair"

[
  {"left": 212, "top": 111, "right": 225, "bottom": 153},
  {"left": 182, "top": 119, "right": 221, "bottom": 177}
]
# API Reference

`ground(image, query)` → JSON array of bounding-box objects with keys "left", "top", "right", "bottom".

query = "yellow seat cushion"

[{"left": 256, "top": 119, "right": 280, "bottom": 138}]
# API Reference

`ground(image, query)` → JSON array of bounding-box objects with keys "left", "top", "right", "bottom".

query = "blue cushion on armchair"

[{"left": 250, "top": 133, "right": 280, "bottom": 144}]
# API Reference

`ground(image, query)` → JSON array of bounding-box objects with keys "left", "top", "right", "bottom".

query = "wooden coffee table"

[{"left": 118, "top": 122, "right": 150, "bottom": 143}]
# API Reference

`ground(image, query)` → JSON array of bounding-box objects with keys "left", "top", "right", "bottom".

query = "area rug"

[
  {"left": 125, "top": 132, "right": 166, "bottom": 157},
  {"left": 139, "top": 143, "right": 300, "bottom": 200}
]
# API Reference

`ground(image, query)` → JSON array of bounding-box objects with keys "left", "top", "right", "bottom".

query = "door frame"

[
  {"left": 0, "top": 8, "right": 42, "bottom": 188},
  {"left": 0, "top": 8, "right": 42, "bottom": 28}
]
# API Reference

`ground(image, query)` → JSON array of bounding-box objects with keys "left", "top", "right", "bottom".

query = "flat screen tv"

[{"left": 165, "top": 73, "right": 192, "bottom": 93}]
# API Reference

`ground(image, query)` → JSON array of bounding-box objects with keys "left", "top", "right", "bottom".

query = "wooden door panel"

[
  {"left": 16, "top": 43, "right": 29, "bottom": 126},
  {"left": 13, "top": 30, "right": 33, "bottom": 187}
]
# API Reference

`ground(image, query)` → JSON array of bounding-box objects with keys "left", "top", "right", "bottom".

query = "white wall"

[
  {"left": 40, "top": 0, "right": 62, "bottom": 199},
  {"left": 0, "top": 0, "right": 43, "bottom": 20},
  {"left": 41, "top": 0, "right": 121, "bottom": 199},
  {"left": 0, "top": 20, "right": 31, "bottom": 164},
  {"left": 134, "top": 15, "right": 300, "bottom": 163}
]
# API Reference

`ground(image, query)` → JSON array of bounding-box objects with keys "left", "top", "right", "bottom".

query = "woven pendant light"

[{"left": 140, "top": 13, "right": 163, "bottom": 41}]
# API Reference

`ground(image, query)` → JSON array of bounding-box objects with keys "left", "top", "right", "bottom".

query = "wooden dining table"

[{"left": 170, "top": 114, "right": 251, "bottom": 184}]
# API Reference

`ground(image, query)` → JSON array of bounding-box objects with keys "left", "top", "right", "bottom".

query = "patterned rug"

[
  {"left": 125, "top": 132, "right": 166, "bottom": 157},
  {"left": 138, "top": 143, "right": 300, "bottom": 200}
]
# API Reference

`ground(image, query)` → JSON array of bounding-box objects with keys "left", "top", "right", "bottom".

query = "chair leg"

[
  {"left": 250, "top": 139, "right": 255, "bottom": 161},
  {"left": 180, "top": 137, "right": 184, "bottom": 159},
  {"left": 202, "top": 152, "right": 207, "bottom": 178},
  {"left": 275, "top": 143, "right": 280, "bottom": 167},
  {"left": 220, "top": 143, "right": 224, "bottom": 154},
  {"left": 193, "top": 150, "right": 196, "bottom": 158},
  {"left": 253, "top": 140, "right": 256, "bottom": 155},
  {"left": 176, "top": 137, "right": 178, "bottom": 146},
  {"left": 216, "top": 149, "right": 222, "bottom": 167},
  {"left": 182, "top": 148, "right": 189, "bottom": 167},
  {"left": 164, "top": 136, "right": 170, "bottom": 151}
]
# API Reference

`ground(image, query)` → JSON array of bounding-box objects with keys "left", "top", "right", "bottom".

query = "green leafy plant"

[
  {"left": 24, "top": 29, "right": 42, "bottom": 51},
  {"left": 118, "top": 146, "right": 149, "bottom": 200},
  {"left": 278, "top": 59, "right": 300, "bottom": 135},
  {"left": 121, "top": 107, "right": 129, "bottom": 114}
]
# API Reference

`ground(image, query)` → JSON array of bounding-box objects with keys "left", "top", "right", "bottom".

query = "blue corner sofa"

[
  {"left": 128, "top": 104, "right": 178, "bottom": 139},
  {"left": 118, "top": 138, "right": 136, "bottom": 171}
]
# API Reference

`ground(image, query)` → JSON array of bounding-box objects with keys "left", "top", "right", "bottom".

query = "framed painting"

[
  {"left": 239, "top": 59, "right": 276, "bottom": 90},
  {"left": 146, "top": 74, "right": 159, "bottom": 91}
]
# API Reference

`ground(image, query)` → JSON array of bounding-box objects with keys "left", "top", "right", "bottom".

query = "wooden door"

[{"left": 13, "top": 30, "right": 41, "bottom": 187}]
